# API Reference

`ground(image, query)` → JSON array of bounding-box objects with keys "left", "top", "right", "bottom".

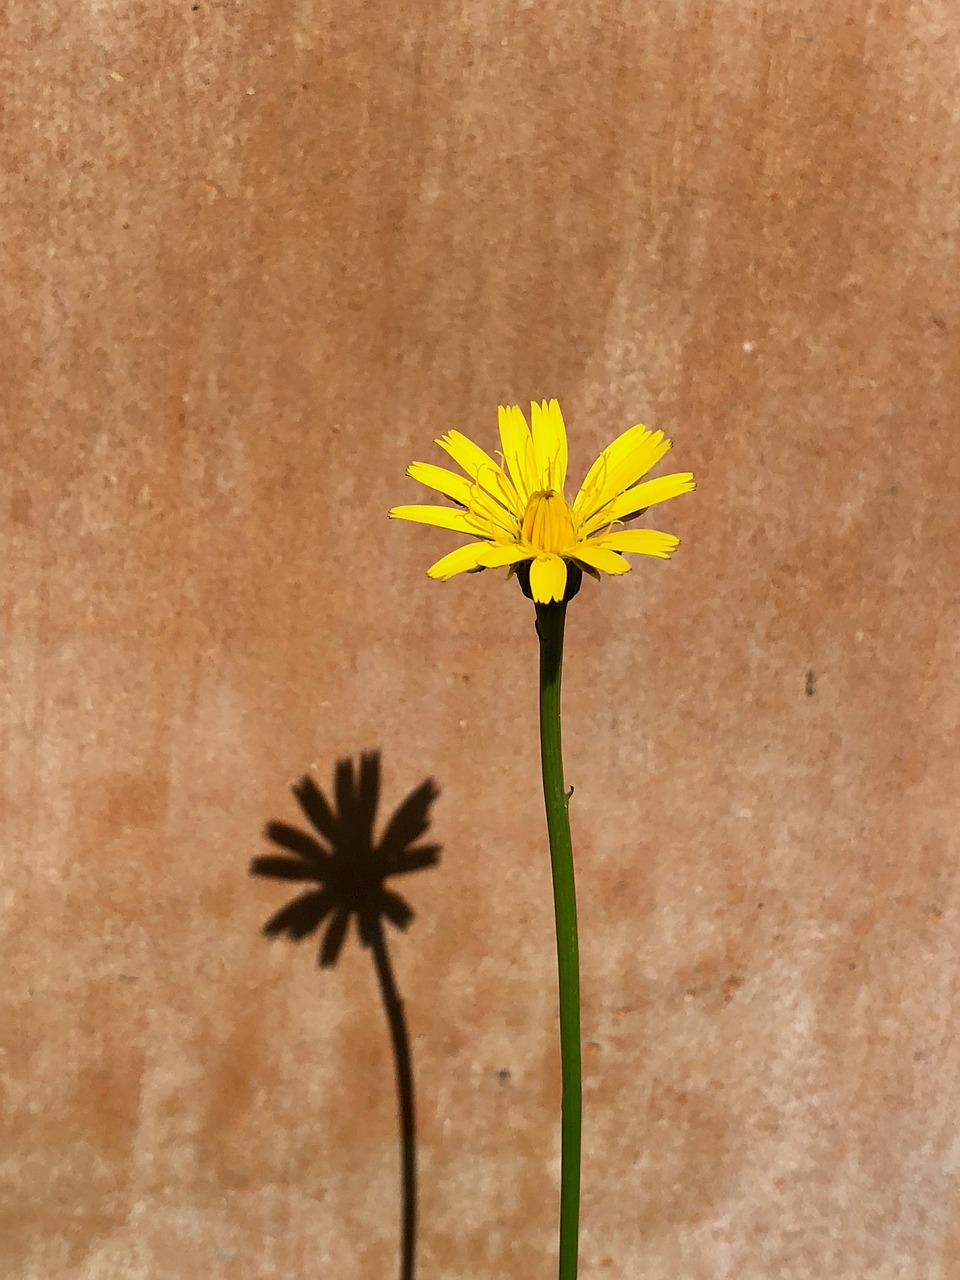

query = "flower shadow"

[{"left": 250, "top": 751, "right": 440, "bottom": 1280}]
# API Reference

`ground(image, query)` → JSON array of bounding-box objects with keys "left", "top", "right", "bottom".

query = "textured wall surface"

[{"left": 3, "top": 2, "right": 959, "bottom": 1277}]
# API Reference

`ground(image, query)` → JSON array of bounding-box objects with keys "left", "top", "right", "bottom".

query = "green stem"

[{"left": 536, "top": 601, "right": 581, "bottom": 1280}]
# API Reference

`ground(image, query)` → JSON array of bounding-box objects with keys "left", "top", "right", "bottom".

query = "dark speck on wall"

[
  {"left": 496, "top": 1069, "right": 512, "bottom": 1085},
  {"left": 805, "top": 671, "right": 816, "bottom": 697}
]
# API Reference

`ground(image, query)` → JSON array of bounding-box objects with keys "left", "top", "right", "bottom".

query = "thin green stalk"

[{"left": 536, "top": 600, "right": 581, "bottom": 1280}]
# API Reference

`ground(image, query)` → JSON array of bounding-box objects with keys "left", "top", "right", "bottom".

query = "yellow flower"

[{"left": 389, "top": 399, "right": 696, "bottom": 604}]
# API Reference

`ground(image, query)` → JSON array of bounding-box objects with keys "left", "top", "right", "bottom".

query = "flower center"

[{"left": 520, "top": 489, "right": 575, "bottom": 554}]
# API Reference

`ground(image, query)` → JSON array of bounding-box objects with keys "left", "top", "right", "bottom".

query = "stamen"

[
  {"left": 477, "top": 462, "right": 521, "bottom": 516},
  {"left": 468, "top": 481, "right": 516, "bottom": 535},
  {"left": 547, "top": 442, "right": 564, "bottom": 490}
]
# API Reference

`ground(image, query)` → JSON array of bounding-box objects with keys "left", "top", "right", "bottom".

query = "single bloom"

[{"left": 389, "top": 399, "right": 696, "bottom": 604}]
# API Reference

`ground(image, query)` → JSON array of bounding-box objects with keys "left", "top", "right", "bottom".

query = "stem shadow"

[{"left": 250, "top": 750, "right": 440, "bottom": 1280}]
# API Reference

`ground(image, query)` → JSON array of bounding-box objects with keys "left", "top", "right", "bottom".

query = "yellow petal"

[
  {"left": 580, "top": 472, "right": 696, "bottom": 536},
  {"left": 498, "top": 405, "right": 535, "bottom": 504},
  {"left": 573, "top": 426, "right": 671, "bottom": 518},
  {"left": 406, "top": 461, "right": 474, "bottom": 507},
  {"left": 571, "top": 545, "right": 632, "bottom": 576},
  {"left": 389, "top": 504, "right": 483, "bottom": 534},
  {"left": 406, "top": 461, "right": 518, "bottom": 540},
  {"left": 435, "top": 430, "right": 520, "bottom": 513},
  {"left": 529, "top": 554, "right": 567, "bottom": 603},
  {"left": 530, "top": 398, "right": 568, "bottom": 491},
  {"left": 426, "top": 543, "right": 493, "bottom": 580},
  {"left": 477, "top": 543, "right": 534, "bottom": 570},
  {"left": 592, "top": 529, "right": 680, "bottom": 559}
]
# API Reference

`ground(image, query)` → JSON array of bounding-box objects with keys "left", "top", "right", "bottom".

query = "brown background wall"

[{"left": 3, "top": 1, "right": 959, "bottom": 1277}]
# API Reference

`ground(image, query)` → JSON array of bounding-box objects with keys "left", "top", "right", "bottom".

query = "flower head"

[{"left": 389, "top": 399, "right": 696, "bottom": 604}]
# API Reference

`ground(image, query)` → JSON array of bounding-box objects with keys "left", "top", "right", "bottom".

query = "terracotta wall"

[{"left": 3, "top": 2, "right": 959, "bottom": 1277}]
